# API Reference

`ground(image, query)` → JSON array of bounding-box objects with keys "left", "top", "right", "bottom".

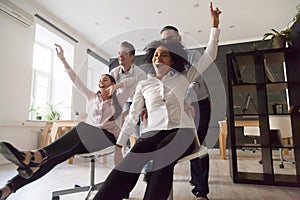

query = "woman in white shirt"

[
  {"left": 94, "top": 4, "right": 221, "bottom": 200},
  {"left": 0, "top": 44, "right": 136, "bottom": 200}
]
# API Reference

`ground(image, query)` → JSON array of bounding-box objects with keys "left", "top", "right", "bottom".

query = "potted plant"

[
  {"left": 74, "top": 111, "right": 80, "bottom": 120},
  {"left": 44, "top": 102, "right": 62, "bottom": 120},
  {"left": 263, "top": 4, "right": 300, "bottom": 48},
  {"left": 29, "top": 106, "right": 43, "bottom": 120},
  {"left": 263, "top": 28, "right": 292, "bottom": 48}
]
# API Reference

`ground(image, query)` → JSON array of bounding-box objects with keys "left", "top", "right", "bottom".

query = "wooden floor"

[{"left": 0, "top": 149, "right": 299, "bottom": 200}]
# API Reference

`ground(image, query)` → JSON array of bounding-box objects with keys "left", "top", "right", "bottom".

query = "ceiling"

[{"left": 22, "top": 0, "right": 300, "bottom": 59}]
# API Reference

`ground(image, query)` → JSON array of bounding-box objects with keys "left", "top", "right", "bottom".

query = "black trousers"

[
  {"left": 190, "top": 98, "right": 211, "bottom": 196},
  {"left": 8, "top": 122, "right": 116, "bottom": 192},
  {"left": 93, "top": 128, "right": 195, "bottom": 200}
]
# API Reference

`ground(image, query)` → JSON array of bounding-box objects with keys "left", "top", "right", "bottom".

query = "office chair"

[
  {"left": 242, "top": 126, "right": 260, "bottom": 153},
  {"left": 52, "top": 146, "right": 114, "bottom": 200},
  {"left": 234, "top": 126, "right": 260, "bottom": 153},
  {"left": 258, "top": 130, "right": 294, "bottom": 168},
  {"left": 167, "top": 128, "right": 205, "bottom": 200}
]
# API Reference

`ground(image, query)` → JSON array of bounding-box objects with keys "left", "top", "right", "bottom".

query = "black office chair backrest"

[{"left": 269, "top": 130, "right": 282, "bottom": 148}]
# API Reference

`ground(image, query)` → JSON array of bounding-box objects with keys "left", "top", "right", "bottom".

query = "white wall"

[
  {"left": 0, "top": 2, "right": 104, "bottom": 163},
  {"left": 0, "top": 11, "right": 34, "bottom": 122}
]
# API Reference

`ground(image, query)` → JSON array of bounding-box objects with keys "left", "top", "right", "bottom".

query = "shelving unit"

[{"left": 226, "top": 47, "right": 300, "bottom": 187}]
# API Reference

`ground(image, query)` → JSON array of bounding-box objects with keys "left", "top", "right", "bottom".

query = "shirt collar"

[
  {"left": 118, "top": 64, "right": 135, "bottom": 76},
  {"left": 162, "top": 69, "right": 177, "bottom": 80}
]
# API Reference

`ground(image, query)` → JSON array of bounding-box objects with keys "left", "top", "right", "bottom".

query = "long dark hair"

[
  {"left": 97, "top": 74, "right": 122, "bottom": 120},
  {"left": 160, "top": 41, "right": 188, "bottom": 73},
  {"left": 143, "top": 40, "right": 161, "bottom": 64}
]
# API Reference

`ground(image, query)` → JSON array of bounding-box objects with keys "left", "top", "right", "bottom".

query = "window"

[
  {"left": 29, "top": 24, "right": 74, "bottom": 120},
  {"left": 87, "top": 54, "right": 109, "bottom": 91}
]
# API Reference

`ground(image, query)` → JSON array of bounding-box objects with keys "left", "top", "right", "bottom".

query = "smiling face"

[
  {"left": 118, "top": 46, "right": 134, "bottom": 72},
  {"left": 98, "top": 74, "right": 115, "bottom": 90},
  {"left": 152, "top": 45, "right": 173, "bottom": 78}
]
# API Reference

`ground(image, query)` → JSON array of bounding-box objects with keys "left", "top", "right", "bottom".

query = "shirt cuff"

[
  {"left": 116, "top": 132, "right": 130, "bottom": 146},
  {"left": 210, "top": 27, "right": 220, "bottom": 41}
]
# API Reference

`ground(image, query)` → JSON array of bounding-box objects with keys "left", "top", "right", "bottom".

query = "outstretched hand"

[
  {"left": 54, "top": 43, "right": 65, "bottom": 60},
  {"left": 210, "top": 2, "right": 222, "bottom": 28},
  {"left": 104, "top": 85, "right": 116, "bottom": 97}
]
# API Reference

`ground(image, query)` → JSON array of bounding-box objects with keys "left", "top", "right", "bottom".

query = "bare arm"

[
  {"left": 210, "top": 2, "right": 221, "bottom": 28},
  {"left": 55, "top": 43, "right": 70, "bottom": 69},
  {"left": 54, "top": 43, "right": 95, "bottom": 100}
]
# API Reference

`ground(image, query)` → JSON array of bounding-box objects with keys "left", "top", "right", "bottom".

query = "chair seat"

[
  {"left": 177, "top": 146, "right": 207, "bottom": 163},
  {"left": 78, "top": 146, "right": 115, "bottom": 159}
]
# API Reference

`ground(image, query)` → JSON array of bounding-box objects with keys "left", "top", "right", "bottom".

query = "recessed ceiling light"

[
  {"left": 95, "top": 22, "right": 99, "bottom": 26},
  {"left": 141, "top": 38, "right": 145, "bottom": 41},
  {"left": 125, "top": 17, "right": 130, "bottom": 20},
  {"left": 157, "top": 11, "right": 162, "bottom": 14},
  {"left": 229, "top": 25, "right": 235, "bottom": 28},
  {"left": 193, "top": 4, "right": 200, "bottom": 8},
  {"left": 197, "top": 30, "right": 202, "bottom": 33}
]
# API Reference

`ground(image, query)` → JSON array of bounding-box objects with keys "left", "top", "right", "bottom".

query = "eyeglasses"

[
  {"left": 118, "top": 51, "right": 130, "bottom": 56},
  {"left": 160, "top": 35, "right": 180, "bottom": 43}
]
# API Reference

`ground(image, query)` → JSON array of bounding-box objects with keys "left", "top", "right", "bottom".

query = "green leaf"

[{"left": 263, "top": 33, "right": 275, "bottom": 40}]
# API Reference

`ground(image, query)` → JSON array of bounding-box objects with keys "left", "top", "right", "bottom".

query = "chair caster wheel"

[
  {"left": 52, "top": 196, "right": 60, "bottom": 200},
  {"left": 279, "top": 164, "right": 284, "bottom": 168},
  {"left": 258, "top": 160, "right": 263, "bottom": 164}
]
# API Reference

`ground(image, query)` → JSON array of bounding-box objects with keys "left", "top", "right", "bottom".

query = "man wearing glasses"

[{"left": 159, "top": 22, "right": 214, "bottom": 200}]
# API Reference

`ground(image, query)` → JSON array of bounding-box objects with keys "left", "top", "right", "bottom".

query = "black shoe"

[
  {"left": 189, "top": 180, "right": 195, "bottom": 186},
  {"left": 192, "top": 189, "right": 209, "bottom": 200}
]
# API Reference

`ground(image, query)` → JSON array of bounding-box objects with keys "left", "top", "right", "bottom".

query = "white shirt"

[
  {"left": 184, "top": 76, "right": 209, "bottom": 104},
  {"left": 185, "top": 50, "right": 210, "bottom": 103},
  {"left": 117, "top": 28, "right": 220, "bottom": 146},
  {"left": 110, "top": 64, "right": 146, "bottom": 102}
]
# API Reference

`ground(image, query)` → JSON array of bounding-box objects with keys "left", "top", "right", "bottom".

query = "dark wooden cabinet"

[{"left": 226, "top": 47, "right": 300, "bottom": 187}]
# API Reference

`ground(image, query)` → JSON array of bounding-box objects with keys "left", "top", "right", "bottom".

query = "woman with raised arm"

[
  {"left": 0, "top": 44, "right": 137, "bottom": 199},
  {"left": 94, "top": 3, "right": 221, "bottom": 200}
]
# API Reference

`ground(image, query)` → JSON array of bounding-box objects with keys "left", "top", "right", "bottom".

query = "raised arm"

[
  {"left": 55, "top": 43, "right": 70, "bottom": 70},
  {"left": 210, "top": 1, "right": 221, "bottom": 28},
  {"left": 186, "top": 2, "right": 221, "bottom": 82},
  {"left": 55, "top": 44, "right": 95, "bottom": 100}
]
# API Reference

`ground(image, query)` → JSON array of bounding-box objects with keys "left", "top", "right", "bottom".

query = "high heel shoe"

[{"left": 0, "top": 142, "right": 47, "bottom": 179}]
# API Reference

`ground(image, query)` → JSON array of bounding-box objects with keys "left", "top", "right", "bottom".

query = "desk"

[
  {"left": 40, "top": 120, "right": 78, "bottom": 163},
  {"left": 218, "top": 120, "right": 259, "bottom": 159},
  {"left": 40, "top": 120, "right": 78, "bottom": 147}
]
